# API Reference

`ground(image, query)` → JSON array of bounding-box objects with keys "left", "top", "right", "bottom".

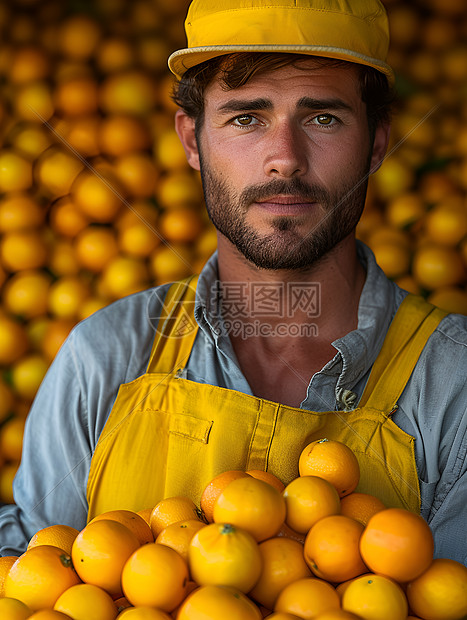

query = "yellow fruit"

[
  {"left": 33, "top": 145, "right": 84, "bottom": 198},
  {"left": 14, "top": 81, "right": 54, "bottom": 122},
  {"left": 114, "top": 152, "right": 159, "bottom": 198},
  {"left": 0, "top": 149, "right": 33, "bottom": 192},
  {"left": 71, "top": 168, "right": 125, "bottom": 223},
  {"left": 74, "top": 226, "right": 119, "bottom": 273},
  {"left": 176, "top": 585, "right": 262, "bottom": 620},
  {"left": 48, "top": 196, "right": 90, "bottom": 238},
  {"left": 58, "top": 14, "right": 102, "bottom": 60},
  {"left": 117, "top": 608, "right": 172, "bottom": 619},
  {"left": 304, "top": 515, "right": 367, "bottom": 583},
  {"left": 121, "top": 542, "right": 189, "bottom": 611},
  {"left": 340, "top": 492, "right": 386, "bottom": 526},
  {"left": 200, "top": 470, "right": 250, "bottom": 523},
  {"left": 298, "top": 438, "right": 360, "bottom": 497},
  {"left": 149, "top": 496, "right": 202, "bottom": 538},
  {"left": 283, "top": 475, "right": 341, "bottom": 534},
  {"left": 428, "top": 287, "right": 467, "bottom": 315},
  {"left": 11, "top": 354, "right": 48, "bottom": 401},
  {"left": 274, "top": 577, "right": 341, "bottom": 618},
  {"left": 406, "top": 558, "right": 467, "bottom": 620},
  {"left": 424, "top": 202, "right": 467, "bottom": 247},
  {"left": 188, "top": 522, "right": 262, "bottom": 593},
  {"left": 90, "top": 509, "right": 154, "bottom": 546},
  {"left": 0, "top": 416, "right": 25, "bottom": 461},
  {"left": 48, "top": 276, "right": 91, "bottom": 320},
  {"left": 54, "top": 583, "right": 118, "bottom": 620},
  {"left": 4, "top": 545, "right": 81, "bottom": 611},
  {"left": 0, "top": 556, "right": 17, "bottom": 596},
  {"left": 158, "top": 206, "right": 204, "bottom": 243},
  {"left": 213, "top": 476, "right": 286, "bottom": 542},
  {"left": 155, "top": 519, "right": 205, "bottom": 562},
  {"left": 98, "top": 115, "right": 151, "bottom": 157},
  {"left": 98, "top": 256, "right": 149, "bottom": 299},
  {"left": 0, "top": 315, "right": 29, "bottom": 365},
  {"left": 2, "top": 269, "right": 52, "bottom": 319},
  {"left": 0, "top": 192, "right": 45, "bottom": 232},
  {"left": 342, "top": 574, "right": 408, "bottom": 620},
  {"left": 0, "top": 597, "right": 32, "bottom": 620},
  {"left": 99, "top": 70, "right": 157, "bottom": 116},
  {"left": 249, "top": 536, "right": 312, "bottom": 610},
  {"left": 359, "top": 508, "right": 434, "bottom": 583},
  {"left": 27, "top": 525, "right": 80, "bottom": 556},
  {"left": 71, "top": 519, "right": 140, "bottom": 598},
  {"left": 413, "top": 245, "right": 466, "bottom": 290}
]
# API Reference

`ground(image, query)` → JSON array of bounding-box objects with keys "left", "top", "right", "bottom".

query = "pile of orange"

[
  {"left": 1, "top": 438, "right": 466, "bottom": 620},
  {"left": 0, "top": 1, "right": 465, "bottom": 501}
]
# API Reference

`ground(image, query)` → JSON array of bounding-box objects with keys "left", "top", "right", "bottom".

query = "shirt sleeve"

[{"left": 0, "top": 334, "right": 91, "bottom": 556}]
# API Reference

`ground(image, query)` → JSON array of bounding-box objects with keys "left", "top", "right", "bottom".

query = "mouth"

[{"left": 253, "top": 195, "right": 317, "bottom": 216}]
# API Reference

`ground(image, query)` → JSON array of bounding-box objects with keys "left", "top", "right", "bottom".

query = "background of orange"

[{"left": 0, "top": 0, "right": 465, "bottom": 503}]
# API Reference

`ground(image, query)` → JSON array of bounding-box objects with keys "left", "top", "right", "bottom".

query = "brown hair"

[{"left": 172, "top": 52, "right": 395, "bottom": 139}]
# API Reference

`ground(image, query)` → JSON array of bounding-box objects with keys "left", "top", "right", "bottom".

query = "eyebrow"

[{"left": 216, "top": 96, "right": 354, "bottom": 114}]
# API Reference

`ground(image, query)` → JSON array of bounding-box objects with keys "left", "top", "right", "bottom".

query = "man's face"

[{"left": 186, "top": 60, "right": 386, "bottom": 270}]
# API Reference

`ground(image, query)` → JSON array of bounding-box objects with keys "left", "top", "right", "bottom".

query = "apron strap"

[
  {"left": 358, "top": 294, "right": 448, "bottom": 411},
  {"left": 147, "top": 275, "right": 200, "bottom": 374}
]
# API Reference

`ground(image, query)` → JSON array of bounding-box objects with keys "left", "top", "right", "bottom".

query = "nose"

[{"left": 263, "top": 120, "right": 309, "bottom": 178}]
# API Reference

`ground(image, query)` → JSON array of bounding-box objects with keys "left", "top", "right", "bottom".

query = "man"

[{"left": 0, "top": 0, "right": 466, "bottom": 565}]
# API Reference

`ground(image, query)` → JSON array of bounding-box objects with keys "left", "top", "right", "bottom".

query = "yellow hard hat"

[{"left": 168, "top": 0, "right": 394, "bottom": 83}]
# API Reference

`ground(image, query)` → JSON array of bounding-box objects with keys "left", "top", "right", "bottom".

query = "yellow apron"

[{"left": 86, "top": 277, "right": 447, "bottom": 521}]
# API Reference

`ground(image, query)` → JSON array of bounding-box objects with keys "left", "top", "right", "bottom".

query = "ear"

[
  {"left": 175, "top": 109, "right": 201, "bottom": 171},
  {"left": 369, "top": 121, "right": 391, "bottom": 174}
]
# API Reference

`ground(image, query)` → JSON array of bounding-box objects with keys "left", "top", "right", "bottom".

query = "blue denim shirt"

[{"left": 1, "top": 242, "right": 466, "bottom": 564}]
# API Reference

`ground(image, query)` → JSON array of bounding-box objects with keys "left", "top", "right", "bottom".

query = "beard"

[{"left": 198, "top": 152, "right": 371, "bottom": 271}]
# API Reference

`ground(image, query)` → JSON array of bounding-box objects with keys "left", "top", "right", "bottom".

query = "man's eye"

[
  {"left": 233, "top": 115, "right": 256, "bottom": 126},
  {"left": 314, "top": 114, "right": 335, "bottom": 126}
]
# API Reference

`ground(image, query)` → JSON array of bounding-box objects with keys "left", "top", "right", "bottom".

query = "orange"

[
  {"left": 11, "top": 354, "right": 48, "bottom": 401},
  {"left": 149, "top": 244, "right": 194, "bottom": 285},
  {"left": 40, "top": 319, "right": 76, "bottom": 362},
  {"left": 247, "top": 470, "right": 285, "bottom": 493},
  {"left": 10, "top": 122, "right": 53, "bottom": 159},
  {"left": 98, "top": 256, "right": 149, "bottom": 299},
  {"left": 265, "top": 614, "right": 303, "bottom": 620},
  {"left": 282, "top": 475, "right": 341, "bottom": 534},
  {"left": 394, "top": 274, "right": 422, "bottom": 296},
  {"left": 188, "top": 522, "right": 262, "bottom": 593},
  {"left": 78, "top": 297, "right": 109, "bottom": 321},
  {"left": 27, "top": 611, "right": 73, "bottom": 619},
  {"left": 213, "top": 476, "right": 286, "bottom": 542},
  {"left": 0, "top": 315, "right": 29, "bottom": 365},
  {"left": 48, "top": 196, "right": 89, "bottom": 238},
  {"left": 14, "top": 81, "right": 54, "bottom": 122},
  {"left": 118, "top": 220, "right": 161, "bottom": 259},
  {"left": 9, "top": 45, "right": 50, "bottom": 84},
  {"left": 276, "top": 521, "right": 306, "bottom": 544},
  {"left": 412, "top": 245, "right": 466, "bottom": 290},
  {"left": 428, "top": 286, "right": 467, "bottom": 315},
  {"left": 0, "top": 192, "right": 45, "bottom": 232},
  {"left": 0, "top": 230, "right": 49, "bottom": 272},
  {"left": 386, "top": 193, "right": 426, "bottom": 229},
  {"left": 99, "top": 70, "right": 157, "bottom": 116},
  {"left": 114, "top": 596, "right": 132, "bottom": 613},
  {"left": 0, "top": 556, "right": 17, "bottom": 595},
  {"left": 155, "top": 518, "right": 205, "bottom": 562},
  {"left": 71, "top": 167, "right": 125, "bottom": 223},
  {"left": 342, "top": 574, "right": 408, "bottom": 620},
  {"left": 54, "top": 75, "right": 99, "bottom": 117},
  {"left": 0, "top": 597, "right": 32, "bottom": 619},
  {"left": 4, "top": 545, "right": 81, "bottom": 611},
  {"left": 0, "top": 416, "right": 25, "bottom": 461},
  {"left": 371, "top": 241, "right": 411, "bottom": 280},
  {"left": 340, "top": 492, "right": 386, "bottom": 526},
  {"left": 176, "top": 585, "right": 262, "bottom": 620},
  {"left": 153, "top": 129, "right": 189, "bottom": 171},
  {"left": 71, "top": 519, "right": 140, "bottom": 598},
  {"left": 156, "top": 171, "right": 203, "bottom": 209},
  {"left": 406, "top": 558, "right": 467, "bottom": 620},
  {"left": 91, "top": 509, "right": 154, "bottom": 545},
  {"left": 314, "top": 612, "right": 365, "bottom": 620},
  {"left": 48, "top": 276, "right": 91, "bottom": 319},
  {"left": 33, "top": 145, "right": 84, "bottom": 198},
  {"left": 117, "top": 608, "right": 172, "bottom": 619},
  {"left": 249, "top": 537, "right": 312, "bottom": 609},
  {"left": 158, "top": 207, "right": 205, "bottom": 244},
  {"left": 74, "top": 226, "right": 119, "bottom": 273},
  {"left": 95, "top": 36, "right": 135, "bottom": 74},
  {"left": 2, "top": 269, "right": 52, "bottom": 319},
  {"left": 64, "top": 115, "right": 101, "bottom": 158},
  {"left": 136, "top": 508, "right": 152, "bottom": 526},
  {"left": 274, "top": 577, "right": 341, "bottom": 618},
  {"left": 364, "top": 225, "right": 411, "bottom": 251},
  {"left": 149, "top": 495, "right": 202, "bottom": 538},
  {"left": 303, "top": 515, "right": 367, "bottom": 583},
  {"left": 115, "top": 200, "right": 159, "bottom": 232},
  {"left": 424, "top": 202, "right": 467, "bottom": 247},
  {"left": 0, "top": 149, "right": 33, "bottom": 192},
  {"left": 0, "top": 462, "right": 20, "bottom": 503},
  {"left": 58, "top": 14, "right": 101, "bottom": 60},
  {"left": 298, "top": 438, "right": 360, "bottom": 497},
  {"left": 98, "top": 115, "right": 151, "bottom": 157},
  {"left": 48, "top": 240, "right": 80, "bottom": 277},
  {"left": 54, "top": 583, "right": 118, "bottom": 620},
  {"left": 200, "top": 470, "right": 250, "bottom": 523},
  {"left": 359, "top": 508, "right": 434, "bottom": 582},
  {"left": 27, "top": 525, "right": 81, "bottom": 556},
  {"left": 114, "top": 152, "right": 159, "bottom": 199},
  {"left": 121, "top": 542, "right": 189, "bottom": 610}
]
